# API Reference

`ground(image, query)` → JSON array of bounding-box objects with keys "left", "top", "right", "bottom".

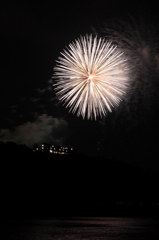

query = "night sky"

[{"left": 1, "top": 1, "right": 159, "bottom": 172}]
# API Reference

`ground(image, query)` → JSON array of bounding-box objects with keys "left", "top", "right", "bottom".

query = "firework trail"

[
  {"left": 53, "top": 35, "right": 129, "bottom": 119},
  {"left": 98, "top": 16, "right": 159, "bottom": 106},
  {"left": 91, "top": 15, "right": 159, "bottom": 158}
]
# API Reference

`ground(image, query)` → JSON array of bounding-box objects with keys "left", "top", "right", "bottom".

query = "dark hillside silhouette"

[{"left": 1, "top": 142, "right": 159, "bottom": 217}]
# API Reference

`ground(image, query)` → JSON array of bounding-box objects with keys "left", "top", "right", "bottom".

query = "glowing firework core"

[
  {"left": 53, "top": 35, "right": 129, "bottom": 119},
  {"left": 88, "top": 75, "right": 94, "bottom": 81}
]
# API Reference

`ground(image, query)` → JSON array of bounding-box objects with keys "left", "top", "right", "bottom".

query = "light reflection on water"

[{"left": 1, "top": 217, "right": 159, "bottom": 240}]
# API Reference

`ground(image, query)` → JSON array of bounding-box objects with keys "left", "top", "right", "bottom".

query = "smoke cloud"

[{"left": 0, "top": 114, "right": 69, "bottom": 147}]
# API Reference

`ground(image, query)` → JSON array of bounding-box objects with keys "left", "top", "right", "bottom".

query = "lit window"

[{"left": 50, "top": 150, "right": 52, "bottom": 153}]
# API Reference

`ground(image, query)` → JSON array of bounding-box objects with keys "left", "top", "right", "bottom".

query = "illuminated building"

[{"left": 41, "top": 143, "right": 76, "bottom": 155}]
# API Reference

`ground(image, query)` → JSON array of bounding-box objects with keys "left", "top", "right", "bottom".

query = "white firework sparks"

[{"left": 53, "top": 35, "right": 129, "bottom": 119}]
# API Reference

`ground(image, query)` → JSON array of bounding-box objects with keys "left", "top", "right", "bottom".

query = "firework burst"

[
  {"left": 97, "top": 15, "right": 159, "bottom": 121},
  {"left": 100, "top": 16, "right": 159, "bottom": 73},
  {"left": 53, "top": 35, "right": 129, "bottom": 119}
]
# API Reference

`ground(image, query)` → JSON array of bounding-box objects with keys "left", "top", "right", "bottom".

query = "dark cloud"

[
  {"left": 156, "top": 54, "right": 159, "bottom": 73},
  {"left": 30, "top": 97, "right": 40, "bottom": 103},
  {"left": 0, "top": 114, "right": 69, "bottom": 147},
  {"left": 36, "top": 88, "right": 46, "bottom": 94}
]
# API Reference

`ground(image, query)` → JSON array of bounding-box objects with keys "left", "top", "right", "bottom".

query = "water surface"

[{"left": 1, "top": 217, "right": 159, "bottom": 240}]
